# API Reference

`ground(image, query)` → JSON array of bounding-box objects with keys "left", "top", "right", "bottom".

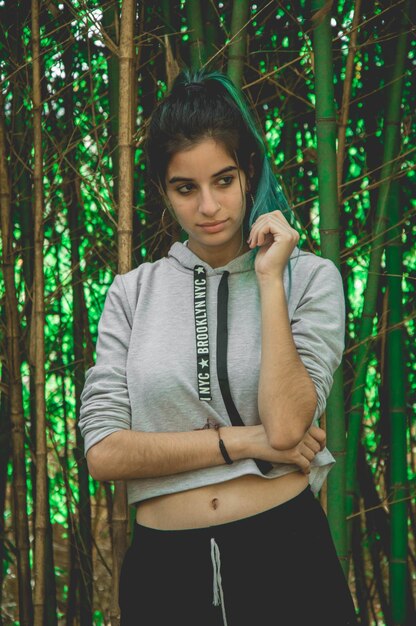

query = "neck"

[{"left": 188, "top": 238, "right": 250, "bottom": 268}]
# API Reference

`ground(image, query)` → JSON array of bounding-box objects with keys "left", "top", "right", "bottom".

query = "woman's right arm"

[{"left": 86, "top": 424, "right": 326, "bottom": 482}]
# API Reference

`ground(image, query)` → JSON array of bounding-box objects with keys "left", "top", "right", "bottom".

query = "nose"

[{"left": 198, "top": 188, "right": 221, "bottom": 217}]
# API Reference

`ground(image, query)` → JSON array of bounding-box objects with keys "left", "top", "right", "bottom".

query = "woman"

[{"left": 79, "top": 68, "right": 358, "bottom": 626}]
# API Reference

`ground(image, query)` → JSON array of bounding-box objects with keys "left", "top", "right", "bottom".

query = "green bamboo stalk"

[
  {"left": 203, "top": 0, "right": 221, "bottom": 65},
  {"left": 161, "top": 0, "right": 171, "bottom": 32},
  {"left": 358, "top": 444, "right": 391, "bottom": 621},
  {"left": 310, "top": 0, "right": 348, "bottom": 576},
  {"left": 351, "top": 511, "right": 369, "bottom": 624},
  {"left": 336, "top": 0, "right": 361, "bottom": 199},
  {"left": 386, "top": 177, "right": 408, "bottom": 625},
  {"left": 186, "top": 0, "right": 206, "bottom": 68},
  {"left": 345, "top": 0, "right": 411, "bottom": 571},
  {"left": 227, "top": 0, "right": 249, "bottom": 88}
]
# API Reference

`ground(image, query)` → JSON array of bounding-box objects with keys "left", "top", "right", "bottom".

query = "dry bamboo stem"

[
  {"left": 31, "top": 0, "right": 48, "bottom": 624},
  {"left": 0, "top": 91, "right": 34, "bottom": 626},
  {"left": 117, "top": 0, "right": 135, "bottom": 276},
  {"left": 110, "top": 1, "right": 136, "bottom": 624}
]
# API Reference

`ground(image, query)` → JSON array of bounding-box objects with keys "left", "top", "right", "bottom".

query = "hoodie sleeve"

[
  {"left": 290, "top": 257, "right": 345, "bottom": 423},
  {"left": 79, "top": 274, "right": 133, "bottom": 457}
]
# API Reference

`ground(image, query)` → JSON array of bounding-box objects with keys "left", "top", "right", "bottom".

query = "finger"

[
  {"left": 257, "top": 210, "right": 291, "bottom": 228},
  {"left": 251, "top": 213, "right": 293, "bottom": 236},
  {"left": 248, "top": 222, "right": 274, "bottom": 247},
  {"left": 296, "top": 455, "right": 311, "bottom": 475},
  {"left": 309, "top": 426, "right": 326, "bottom": 449},
  {"left": 309, "top": 426, "right": 326, "bottom": 450},
  {"left": 253, "top": 218, "right": 299, "bottom": 246},
  {"left": 302, "top": 435, "right": 320, "bottom": 455},
  {"left": 299, "top": 443, "right": 316, "bottom": 462},
  {"left": 249, "top": 215, "right": 295, "bottom": 247},
  {"left": 309, "top": 425, "right": 323, "bottom": 437},
  {"left": 249, "top": 228, "right": 269, "bottom": 247}
]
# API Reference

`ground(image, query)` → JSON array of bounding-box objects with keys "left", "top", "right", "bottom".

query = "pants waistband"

[{"left": 132, "top": 484, "right": 314, "bottom": 543}]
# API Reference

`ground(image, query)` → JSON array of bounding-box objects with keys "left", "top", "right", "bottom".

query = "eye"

[
  {"left": 176, "top": 183, "right": 194, "bottom": 195},
  {"left": 217, "top": 175, "right": 234, "bottom": 186}
]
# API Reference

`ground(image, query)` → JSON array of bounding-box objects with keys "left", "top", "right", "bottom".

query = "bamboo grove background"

[{"left": 0, "top": 0, "right": 415, "bottom": 624}]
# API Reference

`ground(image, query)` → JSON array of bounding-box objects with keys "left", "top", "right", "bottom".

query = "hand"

[
  {"left": 248, "top": 424, "right": 326, "bottom": 475},
  {"left": 276, "top": 425, "right": 327, "bottom": 475},
  {"left": 248, "top": 210, "right": 299, "bottom": 278}
]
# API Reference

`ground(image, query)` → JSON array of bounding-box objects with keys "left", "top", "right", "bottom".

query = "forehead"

[{"left": 166, "top": 138, "right": 237, "bottom": 176}]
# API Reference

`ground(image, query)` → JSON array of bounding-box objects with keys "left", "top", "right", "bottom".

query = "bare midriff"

[{"left": 135, "top": 470, "right": 309, "bottom": 530}]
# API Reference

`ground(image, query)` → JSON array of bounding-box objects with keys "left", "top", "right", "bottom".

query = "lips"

[
  {"left": 198, "top": 219, "right": 227, "bottom": 227},
  {"left": 198, "top": 219, "right": 229, "bottom": 233}
]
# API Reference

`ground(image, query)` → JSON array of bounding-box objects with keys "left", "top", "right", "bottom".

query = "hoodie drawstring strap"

[
  {"left": 216, "top": 271, "right": 273, "bottom": 475},
  {"left": 194, "top": 265, "right": 212, "bottom": 401},
  {"left": 210, "top": 537, "right": 228, "bottom": 626}
]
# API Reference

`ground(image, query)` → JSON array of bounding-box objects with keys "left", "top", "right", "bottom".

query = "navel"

[{"left": 211, "top": 498, "right": 219, "bottom": 510}]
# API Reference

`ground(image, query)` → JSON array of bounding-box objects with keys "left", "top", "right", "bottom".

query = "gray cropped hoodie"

[{"left": 79, "top": 241, "right": 345, "bottom": 506}]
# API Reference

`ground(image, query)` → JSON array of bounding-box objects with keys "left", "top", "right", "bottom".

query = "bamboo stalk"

[
  {"left": 31, "top": 1, "right": 48, "bottom": 623},
  {"left": 336, "top": 0, "right": 362, "bottom": 199},
  {"left": 358, "top": 446, "right": 391, "bottom": 622},
  {"left": 101, "top": 0, "right": 120, "bottom": 207},
  {"left": 165, "top": 34, "right": 180, "bottom": 91},
  {"left": 53, "top": 265, "right": 77, "bottom": 626},
  {"left": 117, "top": 0, "right": 135, "bottom": 276},
  {"left": 227, "top": 0, "right": 250, "bottom": 88},
  {"left": 56, "top": 19, "right": 97, "bottom": 616},
  {"left": 110, "top": 0, "right": 136, "bottom": 623},
  {"left": 65, "top": 119, "right": 94, "bottom": 626},
  {"left": 0, "top": 89, "right": 34, "bottom": 626},
  {"left": 186, "top": 0, "right": 206, "bottom": 68},
  {"left": 0, "top": 335, "right": 11, "bottom": 622},
  {"left": 352, "top": 507, "right": 369, "bottom": 625},
  {"left": 386, "top": 177, "right": 408, "bottom": 625},
  {"left": 25, "top": 13, "right": 63, "bottom": 621},
  {"left": 310, "top": 0, "right": 349, "bottom": 576},
  {"left": 345, "top": 0, "right": 411, "bottom": 572},
  {"left": 203, "top": 0, "right": 221, "bottom": 65},
  {"left": 161, "top": 0, "right": 171, "bottom": 32}
]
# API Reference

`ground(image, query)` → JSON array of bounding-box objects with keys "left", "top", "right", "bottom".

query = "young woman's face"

[{"left": 165, "top": 138, "right": 250, "bottom": 267}]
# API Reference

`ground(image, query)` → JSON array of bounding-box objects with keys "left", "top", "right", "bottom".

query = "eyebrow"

[{"left": 167, "top": 165, "right": 238, "bottom": 184}]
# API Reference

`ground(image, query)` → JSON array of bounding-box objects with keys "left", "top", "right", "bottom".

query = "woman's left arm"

[{"left": 248, "top": 210, "right": 344, "bottom": 451}]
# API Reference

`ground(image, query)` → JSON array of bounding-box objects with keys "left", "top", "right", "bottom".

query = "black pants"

[{"left": 119, "top": 486, "right": 359, "bottom": 626}]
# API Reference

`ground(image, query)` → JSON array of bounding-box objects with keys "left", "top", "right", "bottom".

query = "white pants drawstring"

[{"left": 210, "top": 537, "right": 229, "bottom": 626}]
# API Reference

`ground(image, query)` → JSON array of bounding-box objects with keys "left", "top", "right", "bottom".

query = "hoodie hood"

[
  {"left": 167, "top": 241, "right": 256, "bottom": 275},
  {"left": 166, "top": 240, "right": 304, "bottom": 276}
]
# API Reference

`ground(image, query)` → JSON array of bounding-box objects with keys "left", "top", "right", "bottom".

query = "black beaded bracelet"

[{"left": 214, "top": 424, "right": 233, "bottom": 465}]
